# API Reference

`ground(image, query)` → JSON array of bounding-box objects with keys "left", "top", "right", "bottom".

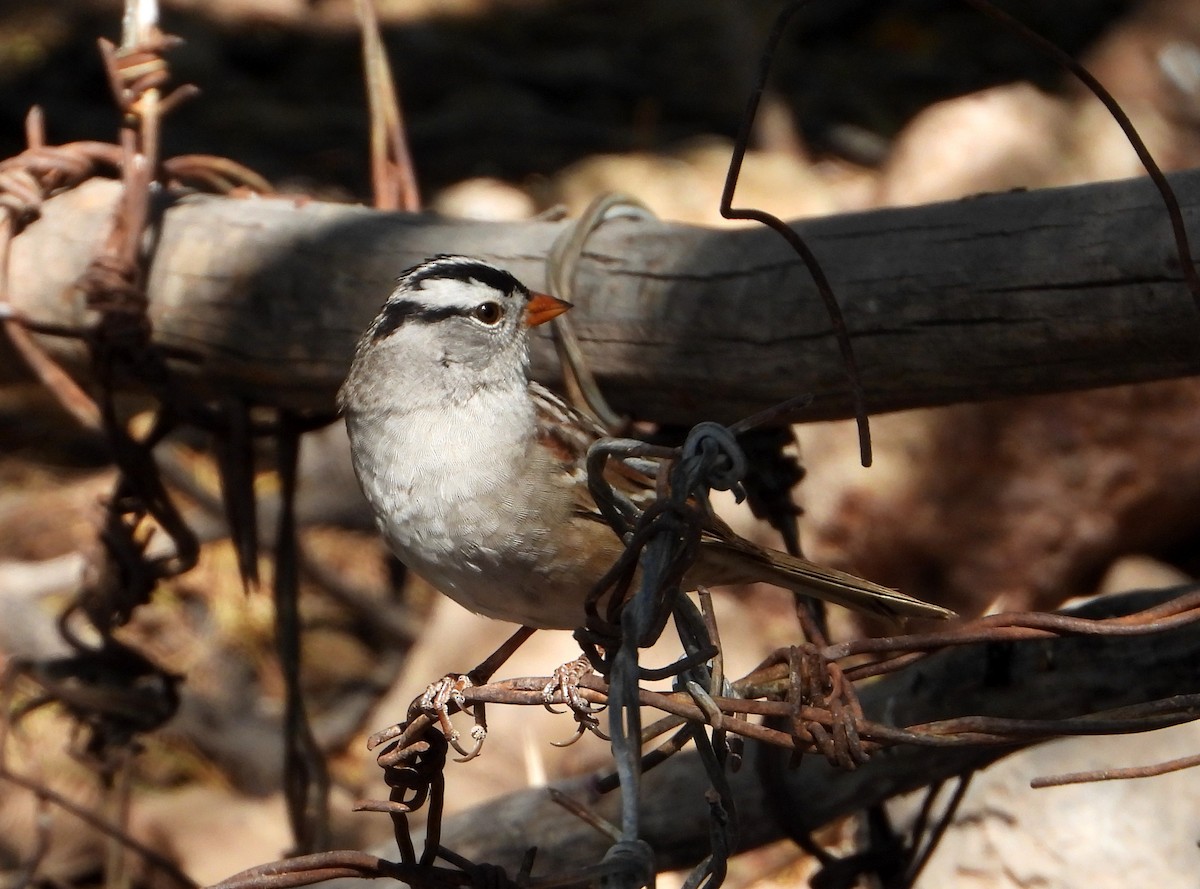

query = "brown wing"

[
  {"left": 530, "top": 381, "right": 658, "bottom": 523},
  {"left": 530, "top": 383, "right": 953, "bottom": 621}
]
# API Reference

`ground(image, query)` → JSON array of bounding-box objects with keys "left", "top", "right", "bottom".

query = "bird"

[{"left": 338, "top": 255, "right": 954, "bottom": 630}]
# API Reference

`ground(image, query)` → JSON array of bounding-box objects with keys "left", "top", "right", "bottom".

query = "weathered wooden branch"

[
  {"left": 429, "top": 586, "right": 1200, "bottom": 875},
  {"left": 9, "top": 174, "right": 1200, "bottom": 426}
]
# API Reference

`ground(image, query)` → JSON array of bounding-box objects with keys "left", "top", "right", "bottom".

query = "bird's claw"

[
  {"left": 543, "top": 656, "right": 608, "bottom": 744},
  {"left": 419, "top": 674, "right": 488, "bottom": 760},
  {"left": 542, "top": 656, "right": 594, "bottom": 713}
]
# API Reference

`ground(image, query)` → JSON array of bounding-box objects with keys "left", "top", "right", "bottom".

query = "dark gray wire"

[{"left": 600, "top": 422, "right": 750, "bottom": 889}]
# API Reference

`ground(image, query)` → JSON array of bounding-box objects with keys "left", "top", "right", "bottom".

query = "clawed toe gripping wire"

[{"left": 11, "top": 3, "right": 1200, "bottom": 889}]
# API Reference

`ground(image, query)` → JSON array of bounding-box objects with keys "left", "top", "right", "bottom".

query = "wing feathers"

[{"left": 530, "top": 380, "right": 954, "bottom": 622}]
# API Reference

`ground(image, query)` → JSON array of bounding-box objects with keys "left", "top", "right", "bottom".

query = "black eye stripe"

[
  {"left": 370, "top": 258, "right": 531, "bottom": 341},
  {"left": 370, "top": 299, "right": 510, "bottom": 340}
]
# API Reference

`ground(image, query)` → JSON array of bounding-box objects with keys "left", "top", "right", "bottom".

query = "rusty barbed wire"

[
  {"left": 334, "top": 14, "right": 1200, "bottom": 864},
  {"left": 340, "top": 491, "right": 1200, "bottom": 889},
  {"left": 328, "top": 594, "right": 1200, "bottom": 889},
  {"left": 720, "top": 0, "right": 874, "bottom": 468},
  {"left": 0, "top": 3, "right": 338, "bottom": 881},
  {"left": 4, "top": 3, "right": 1200, "bottom": 889},
  {"left": 208, "top": 850, "right": 488, "bottom": 889},
  {"left": 0, "top": 16, "right": 202, "bottom": 783},
  {"left": 1030, "top": 750, "right": 1200, "bottom": 788},
  {"left": 959, "top": 0, "right": 1200, "bottom": 317},
  {"left": 364, "top": 584, "right": 1200, "bottom": 768}
]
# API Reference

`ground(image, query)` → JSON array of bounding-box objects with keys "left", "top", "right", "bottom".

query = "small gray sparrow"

[{"left": 338, "top": 256, "right": 952, "bottom": 629}]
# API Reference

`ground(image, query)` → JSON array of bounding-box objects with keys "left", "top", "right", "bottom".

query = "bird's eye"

[{"left": 472, "top": 302, "right": 503, "bottom": 325}]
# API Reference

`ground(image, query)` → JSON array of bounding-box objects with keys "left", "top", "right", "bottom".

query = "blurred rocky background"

[{"left": 4, "top": 1, "right": 1200, "bottom": 887}]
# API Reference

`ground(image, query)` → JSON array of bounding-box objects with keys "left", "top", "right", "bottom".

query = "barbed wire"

[
  {"left": 0, "top": 0, "right": 333, "bottom": 877},
  {"left": 4, "top": 1, "right": 1200, "bottom": 888},
  {"left": 254, "top": 429, "right": 1200, "bottom": 889},
  {"left": 202, "top": 0, "right": 1200, "bottom": 885}
]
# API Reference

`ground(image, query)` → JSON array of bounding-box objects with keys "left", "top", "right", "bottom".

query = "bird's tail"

[{"left": 694, "top": 535, "right": 955, "bottom": 621}]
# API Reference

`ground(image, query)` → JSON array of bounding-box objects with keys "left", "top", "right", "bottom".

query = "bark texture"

[{"left": 8, "top": 174, "right": 1200, "bottom": 425}]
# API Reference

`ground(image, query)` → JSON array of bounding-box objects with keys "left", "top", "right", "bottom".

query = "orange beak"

[{"left": 523, "top": 292, "right": 572, "bottom": 327}]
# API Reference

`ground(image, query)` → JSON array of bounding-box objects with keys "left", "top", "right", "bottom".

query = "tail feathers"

[{"left": 694, "top": 536, "right": 955, "bottom": 621}]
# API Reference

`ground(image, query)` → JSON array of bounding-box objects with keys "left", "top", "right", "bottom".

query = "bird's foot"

[
  {"left": 419, "top": 673, "right": 487, "bottom": 761},
  {"left": 543, "top": 655, "right": 608, "bottom": 744}
]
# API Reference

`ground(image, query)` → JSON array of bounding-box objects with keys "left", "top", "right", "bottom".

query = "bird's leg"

[{"left": 417, "top": 626, "right": 535, "bottom": 759}]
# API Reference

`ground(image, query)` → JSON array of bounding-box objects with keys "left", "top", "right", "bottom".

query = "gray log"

[{"left": 8, "top": 174, "right": 1200, "bottom": 425}]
